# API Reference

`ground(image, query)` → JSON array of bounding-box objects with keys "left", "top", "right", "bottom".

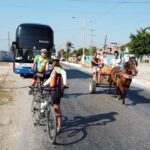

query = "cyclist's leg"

[
  {"left": 53, "top": 104, "right": 62, "bottom": 130},
  {"left": 51, "top": 89, "right": 62, "bottom": 132},
  {"left": 31, "top": 74, "right": 37, "bottom": 86},
  {"left": 40, "top": 76, "right": 45, "bottom": 85}
]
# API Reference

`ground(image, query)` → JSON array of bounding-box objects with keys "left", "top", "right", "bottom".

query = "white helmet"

[
  {"left": 40, "top": 48, "right": 48, "bottom": 54},
  {"left": 51, "top": 55, "right": 60, "bottom": 61}
]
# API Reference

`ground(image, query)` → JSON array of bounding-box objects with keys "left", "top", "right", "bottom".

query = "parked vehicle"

[{"left": 11, "top": 23, "right": 55, "bottom": 75}]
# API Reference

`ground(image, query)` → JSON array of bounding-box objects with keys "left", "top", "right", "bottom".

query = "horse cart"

[
  {"left": 88, "top": 57, "right": 138, "bottom": 105},
  {"left": 89, "top": 66, "right": 112, "bottom": 94}
]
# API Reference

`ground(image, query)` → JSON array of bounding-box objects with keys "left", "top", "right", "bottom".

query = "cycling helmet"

[
  {"left": 40, "top": 48, "right": 48, "bottom": 54},
  {"left": 51, "top": 55, "right": 60, "bottom": 61}
]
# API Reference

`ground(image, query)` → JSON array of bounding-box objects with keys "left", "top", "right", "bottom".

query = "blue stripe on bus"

[{"left": 14, "top": 68, "right": 34, "bottom": 75}]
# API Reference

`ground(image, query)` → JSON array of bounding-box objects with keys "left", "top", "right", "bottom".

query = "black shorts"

[
  {"left": 50, "top": 87, "right": 62, "bottom": 104},
  {"left": 33, "top": 73, "right": 45, "bottom": 81}
]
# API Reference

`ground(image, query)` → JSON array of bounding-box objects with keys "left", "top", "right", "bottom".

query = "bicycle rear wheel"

[{"left": 47, "top": 105, "right": 57, "bottom": 144}]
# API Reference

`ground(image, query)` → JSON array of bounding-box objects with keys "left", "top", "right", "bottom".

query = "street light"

[{"left": 72, "top": 17, "right": 87, "bottom": 65}]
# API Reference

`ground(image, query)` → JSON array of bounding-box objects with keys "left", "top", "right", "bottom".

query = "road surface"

[{"left": 0, "top": 63, "right": 150, "bottom": 150}]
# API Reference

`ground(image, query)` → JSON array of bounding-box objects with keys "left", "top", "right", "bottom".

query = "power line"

[
  {"left": 0, "top": 39, "right": 8, "bottom": 41},
  {"left": 68, "top": 0, "right": 150, "bottom": 4},
  {"left": 0, "top": 2, "right": 93, "bottom": 14}
]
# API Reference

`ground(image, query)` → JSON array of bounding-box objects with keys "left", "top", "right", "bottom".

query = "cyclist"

[
  {"left": 43, "top": 55, "right": 67, "bottom": 133},
  {"left": 30, "top": 49, "right": 49, "bottom": 87}
]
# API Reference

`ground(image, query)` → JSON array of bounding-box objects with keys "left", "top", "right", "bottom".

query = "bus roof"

[{"left": 18, "top": 23, "right": 53, "bottom": 31}]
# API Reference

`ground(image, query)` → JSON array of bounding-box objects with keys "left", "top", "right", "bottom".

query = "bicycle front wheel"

[
  {"left": 47, "top": 105, "right": 57, "bottom": 144},
  {"left": 31, "top": 96, "right": 41, "bottom": 125}
]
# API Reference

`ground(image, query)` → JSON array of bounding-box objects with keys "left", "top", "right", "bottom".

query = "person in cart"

[{"left": 91, "top": 50, "right": 104, "bottom": 86}]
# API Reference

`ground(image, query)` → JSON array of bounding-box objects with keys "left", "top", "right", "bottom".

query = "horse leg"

[
  {"left": 108, "top": 82, "right": 111, "bottom": 94},
  {"left": 122, "top": 91, "right": 127, "bottom": 105},
  {"left": 108, "top": 78, "right": 113, "bottom": 94},
  {"left": 115, "top": 86, "right": 119, "bottom": 98},
  {"left": 115, "top": 86, "right": 121, "bottom": 100}
]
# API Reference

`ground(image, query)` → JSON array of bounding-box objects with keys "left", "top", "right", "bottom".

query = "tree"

[
  {"left": 66, "top": 41, "right": 73, "bottom": 60},
  {"left": 128, "top": 27, "right": 150, "bottom": 57},
  {"left": 58, "top": 49, "right": 66, "bottom": 58}
]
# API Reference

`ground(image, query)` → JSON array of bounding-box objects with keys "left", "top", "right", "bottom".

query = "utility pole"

[
  {"left": 8, "top": 31, "right": 11, "bottom": 51},
  {"left": 90, "top": 29, "right": 95, "bottom": 56},
  {"left": 72, "top": 17, "right": 87, "bottom": 64},
  {"left": 82, "top": 19, "right": 87, "bottom": 65},
  {"left": 103, "top": 34, "right": 107, "bottom": 52}
]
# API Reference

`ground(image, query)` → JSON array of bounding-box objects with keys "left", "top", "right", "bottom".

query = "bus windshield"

[{"left": 13, "top": 23, "right": 54, "bottom": 63}]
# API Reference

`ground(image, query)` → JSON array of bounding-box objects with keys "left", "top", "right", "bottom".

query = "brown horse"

[{"left": 108, "top": 57, "right": 138, "bottom": 105}]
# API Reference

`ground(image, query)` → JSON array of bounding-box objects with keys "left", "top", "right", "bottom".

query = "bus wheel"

[{"left": 20, "top": 74, "right": 24, "bottom": 77}]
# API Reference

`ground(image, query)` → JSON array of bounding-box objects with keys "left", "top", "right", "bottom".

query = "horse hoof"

[{"left": 122, "top": 103, "right": 127, "bottom": 106}]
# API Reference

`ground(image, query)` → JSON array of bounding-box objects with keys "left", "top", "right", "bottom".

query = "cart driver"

[{"left": 91, "top": 51, "right": 104, "bottom": 86}]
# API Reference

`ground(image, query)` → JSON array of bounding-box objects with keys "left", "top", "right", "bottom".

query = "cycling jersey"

[
  {"left": 34, "top": 55, "right": 49, "bottom": 73},
  {"left": 43, "top": 66, "right": 67, "bottom": 87},
  {"left": 43, "top": 66, "right": 67, "bottom": 104}
]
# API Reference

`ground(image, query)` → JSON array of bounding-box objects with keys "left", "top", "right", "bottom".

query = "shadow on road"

[
  {"left": 63, "top": 92, "right": 90, "bottom": 99},
  {"left": 127, "top": 88, "right": 150, "bottom": 106},
  {"left": 94, "top": 85, "right": 150, "bottom": 106},
  {"left": 66, "top": 69, "right": 91, "bottom": 79},
  {"left": 55, "top": 112, "right": 118, "bottom": 146}
]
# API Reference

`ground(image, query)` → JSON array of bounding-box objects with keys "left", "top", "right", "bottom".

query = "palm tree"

[{"left": 66, "top": 41, "right": 73, "bottom": 60}]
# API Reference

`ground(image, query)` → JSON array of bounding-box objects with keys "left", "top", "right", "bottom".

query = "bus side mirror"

[{"left": 11, "top": 42, "right": 17, "bottom": 52}]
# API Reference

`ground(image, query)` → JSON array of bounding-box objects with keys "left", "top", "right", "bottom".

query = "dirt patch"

[
  {"left": 0, "top": 90, "right": 12, "bottom": 105},
  {"left": 0, "top": 63, "right": 13, "bottom": 105},
  {"left": 0, "top": 62, "right": 10, "bottom": 66}
]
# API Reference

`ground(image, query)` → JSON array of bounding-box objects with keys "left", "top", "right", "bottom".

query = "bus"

[{"left": 11, "top": 23, "right": 55, "bottom": 75}]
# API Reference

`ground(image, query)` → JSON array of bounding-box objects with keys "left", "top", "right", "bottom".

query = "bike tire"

[
  {"left": 47, "top": 105, "right": 57, "bottom": 144},
  {"left": 31, "top": 96, "right": 41, "bottom": 125}
]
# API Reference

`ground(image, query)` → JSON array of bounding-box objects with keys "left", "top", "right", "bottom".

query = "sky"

[{"left": 0, "top": 0, "right": 150, "bottom": 52}]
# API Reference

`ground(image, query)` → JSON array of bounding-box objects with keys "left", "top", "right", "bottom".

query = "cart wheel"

[{"left": 89, "top": 80, "right": 96, "bottom": 94}]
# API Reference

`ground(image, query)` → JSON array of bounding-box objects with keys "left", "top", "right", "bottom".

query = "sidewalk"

[
  {"left": 62, "top": 61, "right": 150, "bottom": 88},
  {"left": 132, "top": 63, "right": 150, "bottom": 87}
]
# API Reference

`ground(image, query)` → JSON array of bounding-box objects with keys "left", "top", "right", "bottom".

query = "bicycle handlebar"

[{"left": 29, "top": 85, "right": 69, "bottom": 91}]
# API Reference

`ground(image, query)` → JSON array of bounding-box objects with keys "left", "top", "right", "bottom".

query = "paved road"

[{"left": 0, "top": 63, "right": 150, "bottom": 150}]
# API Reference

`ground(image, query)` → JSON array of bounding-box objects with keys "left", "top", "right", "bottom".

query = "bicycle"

[
  {"left": 29, "top": 72, "right": 46, "bottom": 125},
  {"left": 30, "top": 83, "right": 69, "bottom": 144}
]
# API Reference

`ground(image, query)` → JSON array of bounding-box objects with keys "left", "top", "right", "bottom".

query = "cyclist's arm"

[
  {"left": 31, "top": 56, "right": 38, "bottom": 70},
  {"left": 43, "top": 75, "right": 52, "bottom": 86},
  {"left": 45, "top": 61, "right": 49, "bottom": 72},
  {"left": 56, "top": 67, "right": 67, "bottom": 86},
  {"left": 43, "top": 67, "right": 67, "bottom": 86}
]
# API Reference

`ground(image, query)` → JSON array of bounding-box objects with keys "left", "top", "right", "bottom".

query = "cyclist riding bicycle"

[
  {"left": 30, "top": 48, "right": 49, "bottom": 87},
  {"left": 43, "top": 55, "right": 67, "bottom": 133}
]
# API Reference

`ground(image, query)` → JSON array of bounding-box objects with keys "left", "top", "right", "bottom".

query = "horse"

[{"left": 108, "top": 57, "right": 138, "bottom": 105}]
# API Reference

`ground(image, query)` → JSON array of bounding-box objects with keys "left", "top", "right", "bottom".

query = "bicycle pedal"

[{"left": 33, "top": 108, "right": 40, "bottom": 111}]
